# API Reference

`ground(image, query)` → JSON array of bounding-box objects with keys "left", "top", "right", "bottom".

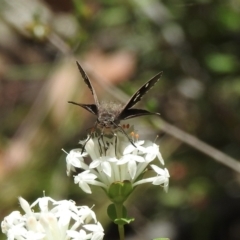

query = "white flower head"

[
  {"left": 1, "top": 196, "right": 104, "bottom": 240},
  {"left": 64, "top": 126, "right": 170, "bottom": 197}
]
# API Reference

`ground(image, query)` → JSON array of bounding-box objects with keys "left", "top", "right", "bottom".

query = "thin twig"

[{"left": 152, "top": 118, "right": 240, "bottom": 173}]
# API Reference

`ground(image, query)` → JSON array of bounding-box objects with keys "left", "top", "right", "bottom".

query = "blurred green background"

[{"left": 1, "top": 0, "right": 240, "bottom": 239}]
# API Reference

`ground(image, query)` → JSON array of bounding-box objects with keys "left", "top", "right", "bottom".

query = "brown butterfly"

[{"left": 69, "top": 61, "right": 162, "bottom": 152}]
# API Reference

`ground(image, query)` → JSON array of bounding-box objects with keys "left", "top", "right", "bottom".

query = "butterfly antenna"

[
  {"left": 112, "top": 122, "right": 137, "bottom": 148},
  {"left": 81, "top": 134, "right": 92, "bottom": 154}
]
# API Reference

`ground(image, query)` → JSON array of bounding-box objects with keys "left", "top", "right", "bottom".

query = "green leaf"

[
  {"left": 114, "top": 217, "right": 135, "bottom": 225},
  {"left": 107, "top": 204, "right": 134, "bottom": 225}
]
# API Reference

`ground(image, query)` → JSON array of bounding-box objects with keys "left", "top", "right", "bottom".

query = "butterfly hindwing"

[
  {"left": 68, "top": 102, "right": 98, "bottom": 115},
  {"left": 120, "top": 108, "right": 160, "bottom": 120},
  {"left": 118, "top": 72, "right": 162, "bottom": 119}
]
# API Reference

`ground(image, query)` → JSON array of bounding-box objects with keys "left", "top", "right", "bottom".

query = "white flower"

[
  {"left": 1, "top": 196, "right": 104, "bottom": 240},
  {"left": 78, "top": 206, "right": 97, "bottom": 223},
  {"left": 122, "top": 140, "right": 145, "bottom": 155},
  {"left": 84, "top": 222, "right": 104, "bottom": 240},
  {"left": 133, "top": 164, "right": 170, "bottom": 192},
  {"left": 74, "top": 170, "right": 106, "bottom": 194},
  {"left": 151, "top": 165, "right": 170, "bottom": 192},
  {"left": 64, "top": 127, "right": 170, "bottom": 195},
  {"left": 143, "top": 141, "right": 165, "bottom": 165},
  {"left": 64, "top": 149, "right": 88, "bottom": 176},
  {"left": 89, "top": 157, "right": 114, "bottom": 177},
  {"left": 118, "top": 154, "right": 145, "bottom": 179},
  {"left": 67, "top": 229, "right": 92, "bottom": 240}
]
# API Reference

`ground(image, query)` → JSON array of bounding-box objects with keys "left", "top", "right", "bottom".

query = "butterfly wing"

[
  {"left": 76, "top": 61, "right": 100, "bottom": 107},
  {"left": 68, "top": 101, "right": 98, "bottom": 115},
  {"left": 120, "top": 108, "right": 160, "bottom": 120},
  {"left": 118, "top": 72, "right": 162, "bottom": 119}
]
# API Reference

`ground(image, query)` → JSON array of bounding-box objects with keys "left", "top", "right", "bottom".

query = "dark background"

[{"left": 1, "top": 0, "right": 240, "bottom": 239}]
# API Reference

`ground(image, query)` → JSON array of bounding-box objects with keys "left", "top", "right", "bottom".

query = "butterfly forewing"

[
  {"left": 76, "top": 61, "right": 100, "bottom": 108},
  {"left": 118, "top": 72, "right": 162, "bottom": 120}
]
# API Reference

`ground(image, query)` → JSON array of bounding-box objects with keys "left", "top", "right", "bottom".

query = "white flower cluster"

[
  {"left": 65, "top": 131, "right": 170, "bottom": 194},
  {"left": 1, "top": 197, "right": 104, "bottom": 240}
]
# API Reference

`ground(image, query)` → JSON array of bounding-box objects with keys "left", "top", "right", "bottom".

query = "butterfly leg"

[
  {"left": 97, "top": 128, "right": 108, "bottom": 155},
  {"left": 97, "top": 134, "right": 104, "bottom": 155},
  {"left": 113, "top": 132, "right": 118, "bottom": 155},
  {"left": 81, "top": 124, "right": 97, "bottom": 154},
  {"left": 102, "top": 133, "right": 108, "bottom": 156},
  {"left": 81, "top": 133, "right": 92, "bottom": 154}
]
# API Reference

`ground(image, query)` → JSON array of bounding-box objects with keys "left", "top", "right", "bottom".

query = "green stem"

[
  {"left": 115, "top": 203, "right": 125, "bottom": 240},
  {"left": 118, "top": 224, "right": 124, "bottom": 240}
]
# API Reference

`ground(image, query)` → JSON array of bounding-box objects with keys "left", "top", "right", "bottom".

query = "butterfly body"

[
  {"left": 96, "top": 101, "right": 122, "bottom": 128},
  {"left": 69, "top": 61, "right": 162, "bottom": 150}
]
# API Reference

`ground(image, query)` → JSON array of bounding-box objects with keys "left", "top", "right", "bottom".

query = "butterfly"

[{"left": 69, "top": 61, "right": 162, "bottom": 152}]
